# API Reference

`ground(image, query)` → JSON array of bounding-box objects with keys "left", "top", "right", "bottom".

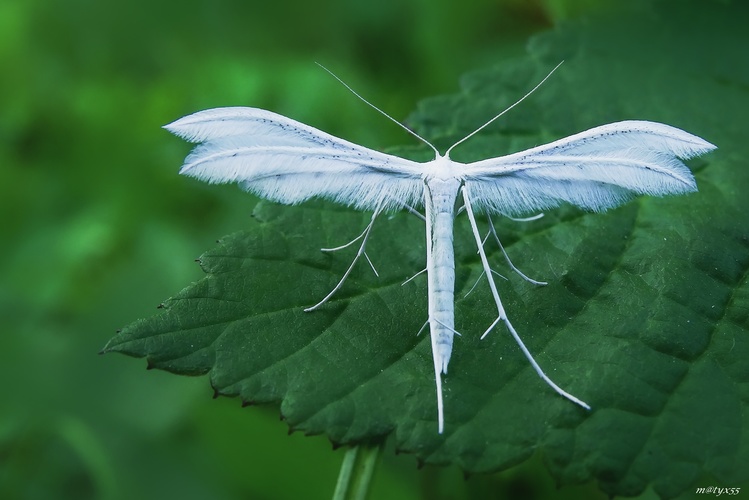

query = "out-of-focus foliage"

[{"left": 2, "top": 0, "right": 746, "bottom": 499}]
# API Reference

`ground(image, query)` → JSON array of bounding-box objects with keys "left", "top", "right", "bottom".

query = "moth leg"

[
  {"left": 321, "top": 224, "right": 379, "bottom": 277},
  {"left": 434, "top": 318, "right": 461, "bottom": 337},
  {"left": 474, "top": 217, "right": 545, "bottom": 286},
  {"left": 397, "top": 203, "right": 427, "bottom": 284},
  {"left": 320, "top": 227, "right": 368, "bottom": 252},
  {"left": 402, "top": 267, "right": 426, "bottom": 286},
  {"left": 401, "top": 202, "right": 426, "bottom": 222},
  {"left": 487, "top": 217, "right": 547, "bottom": 286},
  {"left": 416, "top": 320, "right": 428, "bottom": 336},
  {"left": 363, "top": 252, "right": 379, "bottom": 277},
  {"left": 504, "top": 212, "right": 544, "bottom": 222},
  {"left": 304, "top": 205, "right": 382, "bottom": 312},
  {"left": 463, "top": 269, "right": 507, "bottom": 298},
  {"left": 462, "top": 185, "right": 591, "bottom": 411}
]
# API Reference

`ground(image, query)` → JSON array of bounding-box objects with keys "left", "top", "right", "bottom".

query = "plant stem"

[{"left": 332, "top": 441, "right": 383, "bottom": 500}]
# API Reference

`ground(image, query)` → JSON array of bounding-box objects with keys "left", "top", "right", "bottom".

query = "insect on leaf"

[
  {"left": 148, "top": 59, "right": 716, "bottom": 436},
  {"left": 105, "top": 3, "right": 749, "bottom": 494}
]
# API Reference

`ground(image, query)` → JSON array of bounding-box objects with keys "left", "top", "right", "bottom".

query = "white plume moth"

[{"left": 164, "top": 63, "right": 716, "bottom": 433}]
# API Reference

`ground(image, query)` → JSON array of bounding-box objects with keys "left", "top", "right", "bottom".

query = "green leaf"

[{"left": 105, "top": 1, "right": 749, "bottom": 497}]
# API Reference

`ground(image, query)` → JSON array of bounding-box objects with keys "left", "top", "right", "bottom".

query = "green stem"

[{"left": 332, "top": 441, "right": 384, "bottom": 500}]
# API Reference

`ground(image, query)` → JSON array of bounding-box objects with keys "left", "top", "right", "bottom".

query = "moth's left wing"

[
  {"left": 165, "top": 107, "right": 425, "bottom": 211},
  {"left": 463, "top": 121, "right": 716, "bottom": 216}
]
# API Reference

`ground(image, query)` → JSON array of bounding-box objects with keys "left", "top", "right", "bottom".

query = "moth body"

[{"left": 422, "top": 175, "right": 462, "bottom": 433}]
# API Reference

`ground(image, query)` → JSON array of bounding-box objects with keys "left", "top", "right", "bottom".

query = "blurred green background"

[{"left": 0, "top": 0, "right": 659, "bottom": 498}]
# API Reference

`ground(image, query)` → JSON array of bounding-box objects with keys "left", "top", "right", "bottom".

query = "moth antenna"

[
  {"left": 316, "top": 63, "right": 440, "bottom": 157},
  {"left": 445, "top": 61, "right": 564, "bottom": 157}
]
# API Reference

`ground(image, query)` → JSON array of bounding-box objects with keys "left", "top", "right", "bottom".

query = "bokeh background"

[{"left": 0, "top": 0, "right": 681, "bottom": 499}]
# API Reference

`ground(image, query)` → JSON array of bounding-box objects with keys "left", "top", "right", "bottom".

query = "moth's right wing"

[
  {"left": 463, "top": 121, "right": 716, "bottom": 216},
  {"left": 165, "top": 107, "right": 425, "bottom": 211}
]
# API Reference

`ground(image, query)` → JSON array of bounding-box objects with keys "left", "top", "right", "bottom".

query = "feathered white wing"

[
  {"left": 164, "top": 107, "right": 425, "bottom": 211},
  {"left": 464, "top": 121, "right": 717, "bottom": 216}
]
